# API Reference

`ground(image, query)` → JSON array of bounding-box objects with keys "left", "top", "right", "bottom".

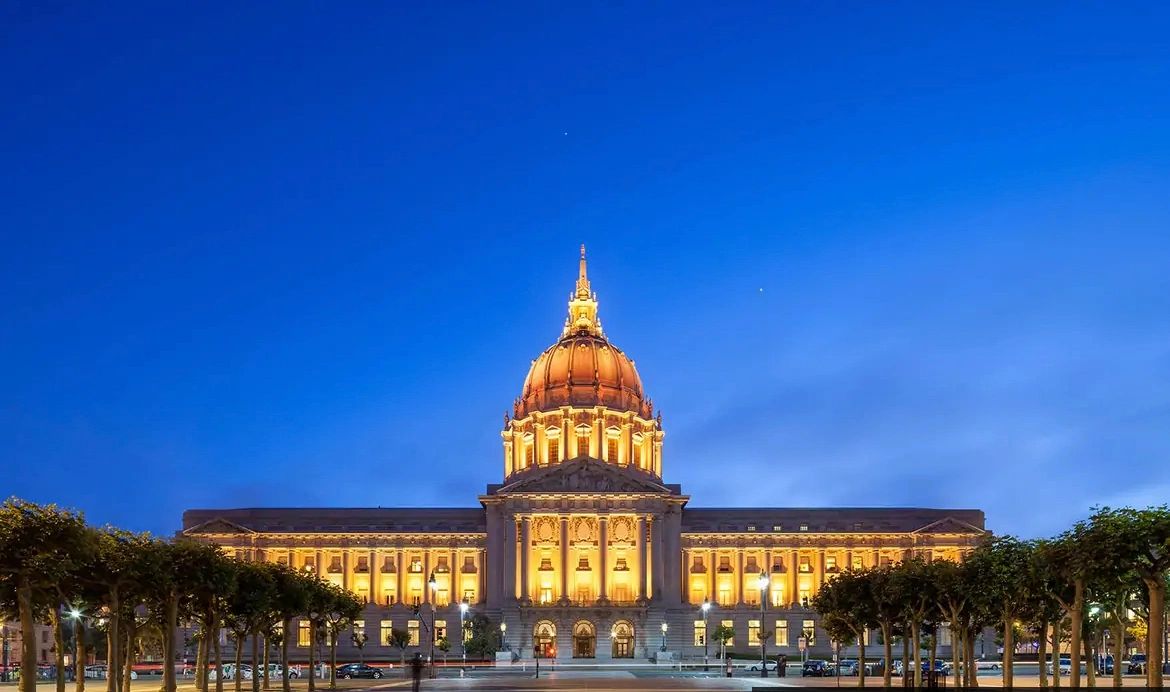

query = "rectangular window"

[
  {"left": 576, "top": 430, "right": 590, "bottom": 456},
  {"left": 380, "top": 620, "right": 392, "bottom": 647},
  {"left": 851, "top": 555, "right": 864, "bottom": 570},
  {"left": 298, "top": 621, "right": 310, "bottom": 647},
  {"left": 771, "top": 584, "right": 785, "bottom": 607},
  {"left": 775, "top": 620, "right": 789, "bottom": 647},
  {"left": 721, "top": 620, "right": 735, "bottom": 647},
  {"left": 693, "top": 620, "right": 706, "bottom": 646},
  {"left": 798, "top": 556, "right": 812, "bottom": 573},
  {"left": 353, "top": 620, "right": 365, "bottom": 640},
  {"left": 607, "top": 437, "right": 619, "bottom": 462},
  {"left": 802, "top": 620, "right": 816, "bottom": 646},
  {"left": 748, "top": 619, "right": 761, "bottom": 646},
  {"left": 408, "top": 620, "right": 420, "bottom": 646},
  {"left": 799, "top": 588, "right": 811, "bottom": 608},
  {"left": 825, "top": 555, "right": 838, "bottom": 572},
  {"left": 546, "top": 437, "right": 559, "bottom": 464},
  {"left": 434, "top": 620, "right": 447, "bottom": 643},
  {"left": 525, "top": 442, "right": 535, "bottom": 467}
]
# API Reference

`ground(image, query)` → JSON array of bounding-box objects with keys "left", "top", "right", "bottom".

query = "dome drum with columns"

[{"left": 502, "top": 246, "right": 663, "bottom": 479}]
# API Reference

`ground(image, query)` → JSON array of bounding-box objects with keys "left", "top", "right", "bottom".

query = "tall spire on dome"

[
  {"left": 576, "top": 244, "right": 591, "bottom": 299},
  {"left": 564, "top": 244, "right": 603, "bottom": 337}
]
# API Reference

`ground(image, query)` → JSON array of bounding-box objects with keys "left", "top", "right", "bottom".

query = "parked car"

[
  {"left": 747, "top": 659, "right": 778, "bottom": 672},
  {"left": 83, "top": 665, "right": 137, "bottom": 680},
  {"left": 802, "top": 659, "right": 829, "bottom": 677},
  {"left": 262, "top": 664, "right": 300, "bottom": 679},
  {"left": 1127, "top": 654, "right": 1147, "bottom": 675},
  {"left": 1046, "top": 656, "right": 1074, "bottom": 675},
  {"left": 334, "top": 663, "right": 384, "bottom": 680},
  {"left": 837, "top": 659, "right": 860, "bottom": 676},
  {"left": 209, "top": 663, "right": 252, "bottom": 681}
]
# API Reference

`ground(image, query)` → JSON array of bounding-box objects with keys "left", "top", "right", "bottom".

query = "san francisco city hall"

[{"left": 183, "top": 248, "right": 986, "bottom": 661}]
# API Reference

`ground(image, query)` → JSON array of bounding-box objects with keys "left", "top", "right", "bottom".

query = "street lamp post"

[
  {"left": 427, "top": 573, "right": 438, "bottom": 679},
  {"left": 499, "top": 623, "right": 506, "bottom": 653},
  {"left": 758, "top": 571, "right": 769, "bottom": 678},
  {"left": 459, "top": 601, "right": 469, "bottom": 671},
  {"left": 701, "top": 599, "right": 711, "bottom": 672},
  {"left": 660, "top": 623, "right": 668, "bottom": 652}
]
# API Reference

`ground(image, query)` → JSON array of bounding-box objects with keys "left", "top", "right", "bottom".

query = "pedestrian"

[
  {"left": 779, "top": 654, "right": 787, "bottom": 677},
  {"left": 410, "top": 653, "right": 423, "bottom": 692}
]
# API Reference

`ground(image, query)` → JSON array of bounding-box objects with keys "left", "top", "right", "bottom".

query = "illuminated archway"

[
  {"left": 611, "top": 620, "right": 635, "bottom": 659},
  {"left": 572, "top": 620, "right": 595, "bottom": 658},
  {"left": 532, "top": 620, "right": 556, "bottom": 659}
]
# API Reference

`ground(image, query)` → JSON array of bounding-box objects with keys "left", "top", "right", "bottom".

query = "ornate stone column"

[
  {"left": 369, "top": 549, "right": 378, "bottom": 604},
  {"left": 598, "top": 516, "right": 609, "bottom": 602},
  {"left": 520, "top": 517, "right": 531, "bottom": 603},
  {"left": 651, "top": 515, "right": 665, "bottom": 599},
  {"left": 559, "top": 516, "right": 570, "bottom": 603},
  {"left": 423, "top": 551, "right": 432, "bottom": 604},
  {"left": 814, "top": 549, "right": 825, "bottom": 596},
  {"left": 708, "top": 548, "right": 716, "bottom": 602},
  {"left": 789, "top": 549, "right": 799, "bottom": 606},
  {"left": 736, "top": 549, "right": 745, "bottom": 606},
  {"left": 396, "top": 548, "right": 405, "bottom": 605},
  {"left": 637, "top": 515, "right": 648, "bottom": 602}
]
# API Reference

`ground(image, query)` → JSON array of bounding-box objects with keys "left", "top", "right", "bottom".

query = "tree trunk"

[
  {"left": 911, "top": 621, "right": 922, "bottom": 688},
  {"left": 929, "top": 630, "right": 937, "bottom": 682},
  {"left": 1070, "top": 579, "right": 1084, "bottom": 689},
  {"left": 1038, "top": 619, "right": 1049, "bottom": 689},
  {"left": 306, "top": 622, "right": 315, "bottom": 692},
  {"left": 328, "top": 633, "right": 337, "bottom": 689},
  {"left": 856, "top": 632, "right": 865, "bottom": 688},
  {"left": 901, "top": 635, "right": 909, "bottom": 683},
  {"left": 75, "top": 618, "right": 86, "bottom": 692},
  {"left": 279, "top": 620, "right": 291, "bottom": 692},
  {"left": 881, "top": 623, "right": 892, "bottom": 688},
  {"left": 196, "top": 625, "right": 208, "bottom": 692},
  {"left": 233, "top": 634, "right": 243, "bottom": 692},
  {"left": 16, "top": 579, "right": 37, "bottom": 692},
  {"left": 1052, "top": 619, "right": 1062, "bottom": 689},
  {"left": 1111, "top": 620, "right": 1123, "bottom": 688},
  {"left": 122, "top": 620, "right": 133, "bottom": 692},
  {"left": 164, "top": 595, "right": 178, "bottom": 692},
  {"left": 1003, "top": 615, "right": 1015, "bottom": 687},
  {"left": 951, "top": 625, "right": 961, "bottom": 687},
  {"left": 51, "top": 608, "right": 67, "bottom": 692},
  {"left": 1083, "top": 628, "right": 1095, "bottom": 687},
  {"left": 261, "top": 634, "right": 269, "bottom": 692},
  {"left": 106, "top": 589, "right": 120, "bottom": 692},
  {"left": 1144, "top": 576, "right": 1164, "bottom": 689},
  {"left": 967, "top": 628, "right": 979, "bottom": 687},
  {"left": 250, "top": 633, "right": 260, "bottom": 692},
  {"left": 213, "top": 626, "right": 223, "bottom": 692}
]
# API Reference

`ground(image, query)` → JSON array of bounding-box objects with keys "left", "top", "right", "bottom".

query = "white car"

[
  {"left": 209, "top": 664, "right": 252, "bottom": 681},
  {"left": 84, "top": 666, "right": 137, "bottom": 680}
]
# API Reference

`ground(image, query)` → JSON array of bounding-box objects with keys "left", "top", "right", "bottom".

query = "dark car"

[
  {"left": 334, "top": 664, "right": 383, "bottom": 680},
  {"left": 802, "top": 660, "right": 829, "bottom": 677},
  {"left": 1127, "top": 655, "right": 1146, "bottom": 675}
]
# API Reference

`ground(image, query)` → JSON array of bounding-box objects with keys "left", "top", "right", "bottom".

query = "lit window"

[
  {"left": 721, "top": 620, "right": 735, "bottom": 646},
  {"left": 851, "top": 555, "right": 864, "bottom": 570},
  {"left": 799, "top": 556, "right": 812, "bottom": 573},
  {"left": 525, "top": 439, "right": 535, "bottom": 467},
  {"left": 546, "top": 437, "right": 559, "bottom": 464},
  {"left": 408, "top": 620, "right": 420, "bottom": 646},
  {"left": 576, "top": 427, "right": 591, "bottom": 457},
  {"left": 772, "top": 525, "right": 783, "bottom": 532},
  {"left": 802, "top": 620, "right": 816, "bottom": 645},
  {"left": 693, "top": 621, "right": 706, "bottom": 647},
  {"left": 434, "top": 620, "right": 447, "bottom": 643},
  {"left": 298, "top": 621, "right": 310, "bottom": 647},
  {"left": 748, "top": 620, "right": 761, "bottom": 646},
  {"left": 607, "top": 436, "right": 619, "bottom": 463},
  {"left": 746, "top": 524, "right": 757, "bottom": 532},
  {"left": 826, "top": 556, "right": 838, "bottom": 573},
  {"left": 775, "top": 620, "right": 789, "bottom": 647},
  {"left": 799, "top": 523, "right": 809, "bottom": 532},
  {"left": 380, "top": 620, "right": 393, "bottom": 647},
  {"left": 353, "top": 620, "right": 365, "bottom": 639}
]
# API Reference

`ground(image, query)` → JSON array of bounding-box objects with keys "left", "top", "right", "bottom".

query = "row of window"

[
  {"left": 294, "top": 619, "right": 468, "bottom": 648},
  {"left": 519, "top": 428, "right": 648, "bottom": 468},
  {"left": 692, "top": 619, "right": 831, "bottom": 648}
]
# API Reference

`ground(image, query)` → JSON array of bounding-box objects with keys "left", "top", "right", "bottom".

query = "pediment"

[
  {"left": 911, "top": 516, "right": 985, "bottom": 535},
  {"left": 183, "top": 518, "right": 256, "bottom": 535},
  {"left": 496, "top": 457, "right": 672, "bottom": 495}
]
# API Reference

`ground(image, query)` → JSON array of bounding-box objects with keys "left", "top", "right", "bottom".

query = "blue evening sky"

[{"left": 3, "top": 2, "right": 1168, "bottom": 539}]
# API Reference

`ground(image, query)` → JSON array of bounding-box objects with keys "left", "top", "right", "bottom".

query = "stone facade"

[{"left": 182, "top": 248, "right": 985, "bottom": 661}]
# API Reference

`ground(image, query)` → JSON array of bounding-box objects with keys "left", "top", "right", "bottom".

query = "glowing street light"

[
  {"left": 701, "top": 599, "right": 711, "bottom": 671},
  {"left": 758, "top": 571, "right": 770, "bottom": 678}
]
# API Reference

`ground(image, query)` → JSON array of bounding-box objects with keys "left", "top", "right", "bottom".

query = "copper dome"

[{"left": 512, "top": 246, "right": 653, "bottom": 419}]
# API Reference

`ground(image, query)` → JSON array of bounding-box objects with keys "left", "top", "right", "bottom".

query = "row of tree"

[
  {"left": 0, "top": 498, "right": 371, "bottom": 692},
  {"left": 812, "top": 505, "right": 1170, "bottom": 689}
]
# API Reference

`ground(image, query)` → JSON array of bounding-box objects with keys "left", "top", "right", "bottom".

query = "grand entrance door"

[
  {"left": 572, "top": 621, "right": 595, "bottom": 658},
  {"left": 533, "top": 621, "right": 557, "bottom": 659},
  {"left": 611, "top": 620, "right": 634, "bottom": 658}
]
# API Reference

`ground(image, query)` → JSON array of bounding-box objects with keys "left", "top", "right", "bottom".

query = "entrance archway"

[
  {"left": 572, "top": 621, "right": 595, "bottom": 658},
  {"left": 532, "top": 621, "right": 557, "bottom": 659},
  {"left": 611, "top": 620, "right": 635, "bottom": 658}
]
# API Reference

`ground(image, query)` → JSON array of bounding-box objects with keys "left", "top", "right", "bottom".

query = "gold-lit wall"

[{"left": 502, "top": 406, "right": 663, "bottom": 477}]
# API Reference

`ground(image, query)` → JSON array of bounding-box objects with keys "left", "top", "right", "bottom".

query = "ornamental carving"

[
  {"left": 609, "top": 516, "right": 635, "bottom": 545},
  {"left": 532, "top": 516, "right": 559, "bottom": 544},
  {"left": 571, "top": 516, "right": 596, "bottom": 544}
]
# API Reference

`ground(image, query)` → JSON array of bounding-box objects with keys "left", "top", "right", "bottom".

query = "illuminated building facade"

[{"left": 182, "top": 247, "right": 985, "bottom": 660}]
